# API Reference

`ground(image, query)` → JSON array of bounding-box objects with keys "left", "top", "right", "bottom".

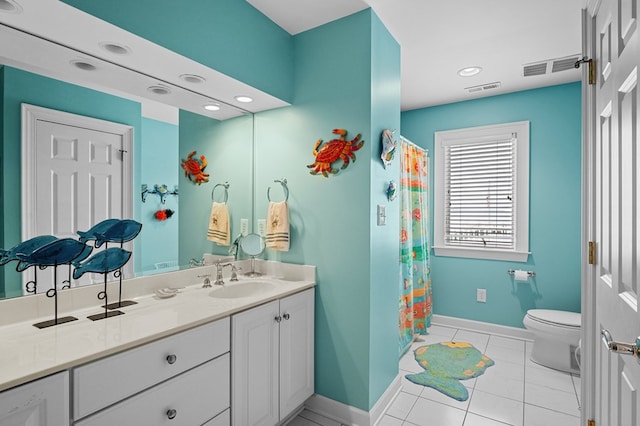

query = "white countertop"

[{"left": 0, "top": 260, "right": 315, "bottom": 392}]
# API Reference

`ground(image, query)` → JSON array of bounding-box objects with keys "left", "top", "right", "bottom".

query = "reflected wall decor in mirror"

[{"left": 0, "top": 1, "right": 287, "bottom": 299}]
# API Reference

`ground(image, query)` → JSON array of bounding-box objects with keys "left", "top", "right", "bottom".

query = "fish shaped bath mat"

[{"left": 405, "top": 342, "right": 495, "bottom": 401}]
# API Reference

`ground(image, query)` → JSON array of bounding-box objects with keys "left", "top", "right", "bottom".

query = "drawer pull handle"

[
  {"left": 166, "top": 408, "right": 177, "bottom": 420},
  {"left": 166, "top": 354, "right": 177, "bottom": 364},
  {"left": 275, "top": 315, "right": 282, "bottom": 323},
  {"left": 283, "top": 313, "right": 290, "bottom": 320}
]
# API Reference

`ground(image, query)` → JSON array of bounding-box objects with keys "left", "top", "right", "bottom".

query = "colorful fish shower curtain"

[{"left": 399, "top": 138, "right": 432, "bottom": 356}]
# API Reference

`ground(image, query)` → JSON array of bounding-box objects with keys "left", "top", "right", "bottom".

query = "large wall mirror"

[{"left": 0, "top": 22, "right": 259, "bottom": 299}]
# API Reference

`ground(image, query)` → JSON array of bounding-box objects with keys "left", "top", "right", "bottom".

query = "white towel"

[
  {"left": 207, "top": 202, "right": 230, "bottom": 246},
  {"left": 265, "top": 201, "right": 289, "bottom": 251}
]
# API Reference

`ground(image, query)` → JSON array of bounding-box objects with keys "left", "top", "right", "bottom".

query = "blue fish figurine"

[
  {"left": 71, "top": 243, "right": 94, "bottom": 267},
  {"left": 94, "top": 219, "right": 142, "bottom": 247},
  {"left": 77, "top": 219, "right": 120, "bottom": 244},
  {"left": 16, "top": 238, "right": 88, "bottom": 272},
  {"left": 73, "top": 247, "right": 132, "bottom": 279},
  {"left": 0, "top": 235, "right": 57, "bottom": 266}
]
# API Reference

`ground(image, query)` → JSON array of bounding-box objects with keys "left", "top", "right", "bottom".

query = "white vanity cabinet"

[
  {"left": 232, "top": 289, "right": 314, "bottom": 425},
  {"left": 73, "top": 317, "right": 230, "bottom": 425},
  {"left": 0, "top": 371, "right": 69, "bottom": 425}
]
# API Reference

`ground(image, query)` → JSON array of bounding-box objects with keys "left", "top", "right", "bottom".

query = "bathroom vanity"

[{"left": 0, "top": 260, "right": 315, "bottom": 425}]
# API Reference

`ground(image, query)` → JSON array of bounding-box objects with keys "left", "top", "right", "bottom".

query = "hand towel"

[
  {"left": 265, "top": 201, "right": 289, "bottom": 251},
  {"left": 207, "top": 202, "right": 230, "bottom": 246}
]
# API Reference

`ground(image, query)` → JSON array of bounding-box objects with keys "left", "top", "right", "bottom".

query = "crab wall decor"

[
  {"left": 181, "top": 150, "right": 209, "bottom": 185},
  {"left": 307, "top": 128, "right": 365, "bottom": 177}
]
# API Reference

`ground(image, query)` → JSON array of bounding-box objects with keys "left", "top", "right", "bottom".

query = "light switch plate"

[
  {"left": 240, "top": 218, "right": 249, "bottom": 236},
  {"left": 377, "top": 204, "right": 386, "bottom": 226},
  {"left": 257, "top": 219, "right": 266, "bottom": 237}
]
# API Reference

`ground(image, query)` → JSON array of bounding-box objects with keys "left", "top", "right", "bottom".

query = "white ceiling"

[{"left": 248, "top": 0, "right": 586, "bottom": 110}]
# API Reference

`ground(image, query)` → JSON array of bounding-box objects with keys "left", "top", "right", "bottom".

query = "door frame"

[
  {"left": 21, "top": 104, "right": 134, "bottom": 288},
  {"left": 582, "top": 1, "right": 601, "bottom": 424}
]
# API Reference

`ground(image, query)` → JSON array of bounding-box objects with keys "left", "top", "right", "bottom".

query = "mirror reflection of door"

[{"left": 22, "top": 104, "right": 133, "bottom": 294}]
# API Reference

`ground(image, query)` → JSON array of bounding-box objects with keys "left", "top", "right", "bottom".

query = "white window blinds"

[{"left": 444, "top": 135, "right": 516, "bottom": 249}]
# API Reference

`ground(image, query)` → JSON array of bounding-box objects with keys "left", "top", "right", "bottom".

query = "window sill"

[{"left": 433, "top": 246, "right": 530, "bottom": 262}]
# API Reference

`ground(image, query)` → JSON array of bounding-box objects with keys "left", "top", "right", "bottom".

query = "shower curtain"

[{"left": 399, "top": 138, "right": 432, "bottom": 356}]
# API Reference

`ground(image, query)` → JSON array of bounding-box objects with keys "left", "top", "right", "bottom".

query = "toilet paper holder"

[{"left": 507, "top": 269, "right": 536, "bottom": 278}]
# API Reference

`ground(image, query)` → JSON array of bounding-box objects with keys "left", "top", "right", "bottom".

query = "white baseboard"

[
  {"left": 432, "top": 314, "right": 533, "bottom": 341},
  {"left": 304, "top": 374, "right": 402, "bottom": 426}
]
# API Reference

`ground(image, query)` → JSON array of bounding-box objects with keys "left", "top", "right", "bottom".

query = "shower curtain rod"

[{"left": 400, "top": 135, "right": 428, "bottom": 154}]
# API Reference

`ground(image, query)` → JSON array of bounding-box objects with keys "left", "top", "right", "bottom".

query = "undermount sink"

[{"left": 209, "top": 280, "right": 276, "bottom": 299}]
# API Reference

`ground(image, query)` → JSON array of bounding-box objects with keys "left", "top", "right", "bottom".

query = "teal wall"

[
  {"left": 400, "top": 82, "right": 582, "bottom": 328},
  {"left": 0, "top": 66, "right": 142, "bottom": 297},
  {"left": 178, "top": 110, "right": 253, "bottom": 266},
  {"left": 254, "top": 9, "right": 400, "bottom": 411},
  {"left": 61, "top": 0, "right": 294, "bottom": 102},
  {"left": 139, "top": 118, "right": 179, "bottom": 272}
]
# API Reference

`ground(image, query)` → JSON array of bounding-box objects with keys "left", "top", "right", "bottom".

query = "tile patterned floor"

[{"left": 290, "top": 324, "right": 581, "bottom": 426}]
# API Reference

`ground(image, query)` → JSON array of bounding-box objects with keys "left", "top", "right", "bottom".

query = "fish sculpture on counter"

[
  {"left": 77, "top": 219, "right": 120, "bottom": 244},
  {"left": 93, "top": 219, "right": 142, "bottom": 248},
  {"left": 73, "top": 247, "right": 132, "bottom": 279},
  {"left": 15, "top": 238, "right": 88, "bottom": 272},
  {"left": 0, "top": 235, "right": 58, "bottom": 265},
  {"left": 72, "top": 243, "right": 94, "bottom": 267}
]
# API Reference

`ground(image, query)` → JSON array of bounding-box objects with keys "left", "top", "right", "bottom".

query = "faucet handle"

[{"left": 229, "top": 264, "right": 241, "bottom": 281}]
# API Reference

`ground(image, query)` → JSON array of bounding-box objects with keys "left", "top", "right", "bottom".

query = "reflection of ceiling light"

[
  {"left": 70, "top": 59, "right": 97, "bottom": 71},
  {"left": 99, "top": 42, "right": 131, "bottom": 55},
  {"left": 204, "top": 104, "right": 220, "bottom": 111},
  {"left": 457, "top": 66, "right": 482, "bottom": 77},
  {"left": 147, "top": 85, "right": 172, "bottom": 95},
  {"left": 180, "top": 74, "right": 206, "bottom": 84},
  {"left": 0, "top": 0, "right": 22, "bottom": 13},
  {"left": 235, "top": 95, "right": 253, "bottom": 103}
]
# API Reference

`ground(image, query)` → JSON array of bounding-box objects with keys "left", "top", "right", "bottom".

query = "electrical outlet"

[
  {"left": 240, "top": 219, "right": 249, "bottom": 236},
  {"left": 257, "top": 219, "right": 266, "bottom": 237},
  {"left": 477, "top": 288, "right": 487, "bottom": 303}
]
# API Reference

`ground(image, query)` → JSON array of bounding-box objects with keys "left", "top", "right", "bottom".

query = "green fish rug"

[{"left": 405, "top": 341, "right": 495, "bottom": 401}]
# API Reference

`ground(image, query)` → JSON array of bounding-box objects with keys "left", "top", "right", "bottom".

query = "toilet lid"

[{"left": 527, "top": 309, "right": 581, "bottom": 328}]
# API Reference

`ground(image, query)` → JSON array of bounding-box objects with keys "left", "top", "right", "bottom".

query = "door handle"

[{"left": 601, "top": 329, "right": 640, "bottom": 357}]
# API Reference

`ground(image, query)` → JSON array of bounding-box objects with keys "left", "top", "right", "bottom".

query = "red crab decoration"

[
  {"left": 181, "top": 150, "right": 209, "bottom": 185},
  {"left": 307, "top": 129, "right": 364, "bottom": 177}
]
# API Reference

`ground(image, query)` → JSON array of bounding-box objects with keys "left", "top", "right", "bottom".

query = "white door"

[
  {"left": 587, "top": 0, "right": 640, "bottom": 424},
  {"left": 22, "top": 104, "right": 133, "bottom": 293},
  {"left": 0, "top": 371, "right": 69, "bottom": 425}
]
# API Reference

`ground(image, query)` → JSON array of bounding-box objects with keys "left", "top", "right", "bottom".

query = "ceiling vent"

[
  {"left": 523, "top": 54, "right": 581, "bottom": 77},
  {"left": 465, "top": 81, "right": 502, "bottom": 93}
]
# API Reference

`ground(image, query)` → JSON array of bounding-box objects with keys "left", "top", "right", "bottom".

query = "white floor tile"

[
  {"left": 399, "top": 352, "right": 423, "bottom": 374},
  {"left": 482, "top": 359, "right": 524, "bottom": 382},
  {"left": 420, "top": 383, "right": 475, "bottom": 411},
  {"left": 571, "top": 374, "right": 581, "bottom": 402},
  {"left": 287, "top": 417, "right": 317, "bottom": 426},
  {"left": 426, "top": 325, "right": 458, "bottom": 338},
  {"left": 405, "top": 397, "right": 466, "bottom": 426},
  {"left": 523, "top": 403, "right": 580, "bottom": 426},
  {"left": 298, "top": 410, "right": 343, "bottom": 426},
  {"left": 463, "top": 412, "right": 513, "bottom": 426},
  {"left": 524, "top": 382, "right": 580, "bottom": 417},
  {"left": 484, "top": 345, "right": 525, "bottom": 365},
  {"left": 385, "top": 391, "right": 418, "bottom": 420},
  {"left": 400, "top": 369, "right": 426, "bottom": 396},
  {"left": 524, "top": 363, "right": 575, "bottom": 393},
  {"left": 468, "top": 390, "right": 524, "bottom": 426},
  {"left": 487, "top": 335, "right": 526, "bottom": 352},
  {"left": 453, "top": 330, "right": 491, "bottom": 352},
  {"left": 475, "top": 373, "right": 524, "bottom": 402},
  {"left": 376, "top": 415, "right": 404, "bottom": 426}
]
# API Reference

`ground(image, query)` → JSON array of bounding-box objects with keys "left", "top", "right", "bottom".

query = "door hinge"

[
  {"left": 588, "top": 420, "right": 595, "bottom": 426},
  {"left": 575, "top": 56, "right": 596, "bottom": 85},
  {"left": 588, "top": 241, "right": 596, "bottom": 265}
]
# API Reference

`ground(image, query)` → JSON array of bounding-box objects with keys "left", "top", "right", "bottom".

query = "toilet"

[{"left": 523, "top": 309, "right": 581, "bottom": 375}]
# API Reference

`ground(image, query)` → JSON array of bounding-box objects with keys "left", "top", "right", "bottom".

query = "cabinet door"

[
  {"left": 231, "top": 300, "right": 279, "bottom": 426},
  {"left": 279, "top": 289, "right": 315, "bottom": 418},
  {"left": 0, "top": 371, "right": 69, "bottom": 426}
]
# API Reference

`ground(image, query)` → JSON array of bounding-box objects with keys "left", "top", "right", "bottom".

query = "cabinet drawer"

[
  {"left": 74, "top": 317, "right": 229, "bottom": 419},
  {"left": 203, "top": 408, "right": 230, "bottom": 426},
  {"left": 76, "top": 353, "right": 230, "bottom": 426}
]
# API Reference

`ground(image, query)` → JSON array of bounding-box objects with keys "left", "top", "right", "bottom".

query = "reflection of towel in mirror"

[
  {"left": 207, "top": 202, "right": 230, "bottom": 246},
  {"left": 265, "top": 201, "right": 289, "bottom": 251}
]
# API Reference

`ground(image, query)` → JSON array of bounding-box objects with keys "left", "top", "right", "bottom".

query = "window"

[{"left": 434, "top": 121, "right": 529, "bottom": 262}]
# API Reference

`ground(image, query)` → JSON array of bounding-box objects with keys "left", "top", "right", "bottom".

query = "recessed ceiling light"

[
  {"left": 458, "top": 66, "right": 482, "bottom": 77},
  {"left": 180, "top": 74, "right": 206, "bottom": 84},
  {"left": 0, "top": 0, "right": 22, "bottom": 13},
  {"left": 204, "top": 104, "right": 220, "bottom": 111},
  {"left": 235, "top": 95, "right": 253, "bottom": 103},
  {"left": 147, "top": 85, "right": 172, "bottom": 95},
  {"left": 70, "top": 59, "right": 97, "bottom": 71},
  {"left": 99, "top": 42, "right": 131, "bottom": 55}
]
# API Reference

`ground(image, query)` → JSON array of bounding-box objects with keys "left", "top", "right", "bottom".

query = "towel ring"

[
  {"left": 267, "top": 178, "right": 289, "bottom": 202},
  {"left": 212, "top": 182, "right": 229, "bottom": 203}
]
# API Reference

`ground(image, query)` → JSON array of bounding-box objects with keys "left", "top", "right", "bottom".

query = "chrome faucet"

[
  {"left": 198, "top": 274, "right": 212, "bottom": 288},
  {"left": 214, "top": 261, "right": 226, "bottom": 286}
]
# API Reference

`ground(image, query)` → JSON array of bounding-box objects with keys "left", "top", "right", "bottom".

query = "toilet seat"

[{"left": 526, "top": 309, "right": 581, "bottom": 329}]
